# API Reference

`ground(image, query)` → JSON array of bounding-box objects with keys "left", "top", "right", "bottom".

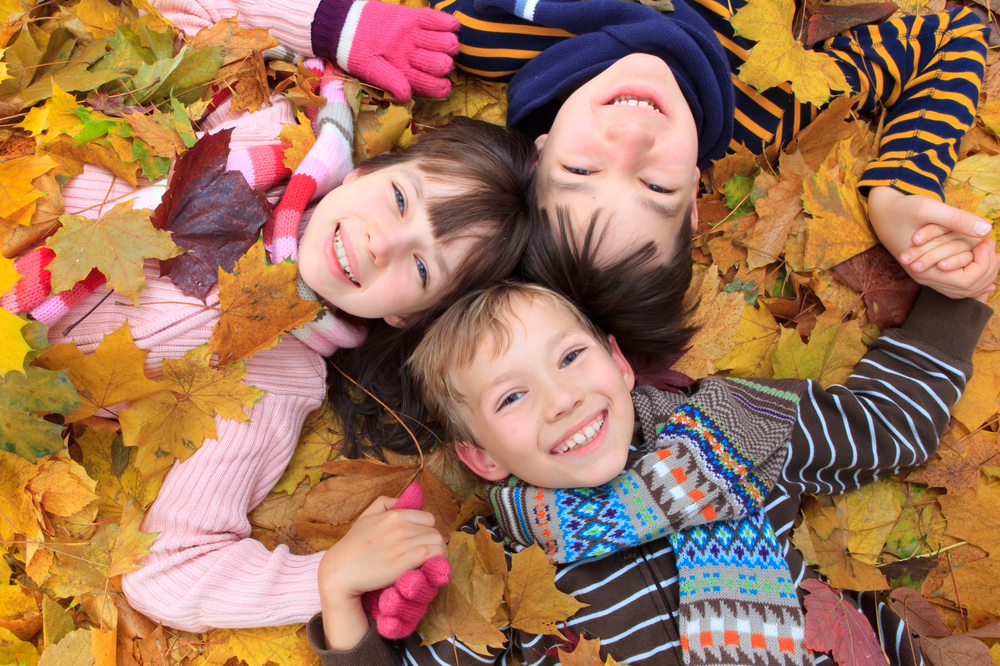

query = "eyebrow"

[
  {"left": 481, "top": 326, "right": 577, "bottom": 404},
  {"left": 547, "top": 174, "right": 597, "bottom": 196},
  {"left": 402, "top": 171, "right": 450, "bottom": 288},
  {"left": 635, "top": 193, "right": 683, "bottom": 220}
]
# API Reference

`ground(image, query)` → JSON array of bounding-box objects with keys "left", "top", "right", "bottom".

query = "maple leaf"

[
  {"left": 669, "top": 265, "right": 744, "bottom": 380},
  {"left": 279, "top": 110, "right": 317, "bottom": 172},
  {"left": 120, "top": 344, "right": 264, "bottom": 479},
  {"left": 833, "top": 480, "right": 901, "bottom": 565},
  {"left": 0, "top": 579, "right": 41, "bottom": 642},
  {"left": 27, "top": 456, "right": 100, "bottom": 526},
  {"left": 745, "top": 168, "right": 804, "bottom": 270},
  {"left": 0, "top": 154, "right": 57, "bottom": 226},
  {"left": 0, "top": 450, "right": 39, "bottom": 542},
  {"left": 0, "top": 364, "right": 79, "bottom": 461},
  {"left": 0, "top": 308, "right": 30, "bottom": 375},
  {"left": 36, "top": 322, "right": 167, "bottom": 422},
  {"left": 46, "top": 202, "right": 183, "bottom": 306},
  {"left": 938, "top": 480, "right": 1000, "bottom": 555},
  {"left": 558, "top": 636, "right": 627, "bottom": 666},
  {"left": 209, "top": 241, "right": 322, "bottom": 365},
  {"left": 122, "top": 105, "right": 195, "bottom": 159},
  {"left": 355, "top": 104, "right": 413, "bottom": 161},
  {"left": 832, "top": 244, "right": 919, "bottom": 329},
  {"left": 950, "top": 350, "right": 1000, "bottom": 431},
  {"left": 772, "top": 310, "right": 867, "bottom": 388},
  {"left": 947, "top": 154, "right": 1000, "bottom": 219},
  {"left": 907, "top": 426, "right": 998, "bottom": 497},
  {"left": 715, "top": 302, "right": 781, "bottom": 378},
  {"left": 0, "top": 627, "right": 38, "bottom": 666},
  {"left": 505, "top": 544, "right": 586, "bottom": 638},
  {"left": 150, "top": 129, "right": 273, "bottom": 300},
  {"left": 217, "top": 625, "right": 302, "bottom": 666},
  {"left": 190, "top": 16, "right": 278, "bottom": 66},
  {"left": 78, "top": 427, "right": 164, "bottom": 517},
  {"left": 730, "top": 0, "right": 848, "bottom": 106},
  {"left": 802, "top": 579, "right": 888, "bottom": 666},
  {"left": 418, "top": 530, "right": 507, "bottom": 655},
  {"left": 272, "top": 402, "right": 344, "bottom": 495},
  {"left": 414, "top": 72, "right": 508, "bottom": 128}
]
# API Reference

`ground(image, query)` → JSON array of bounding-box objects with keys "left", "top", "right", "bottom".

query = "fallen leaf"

[
  {"left": 772, "top": 309, "right": 867, "bottom": 388},
  {"left": 888, "top": 588, "right": 950, "bottom": 638},
  {"left": 355, "top": 104, "right": 412, "bottom": 161},
  {"left": 27, "top": 456, "right": 99, "bottom": 520},
  {"left": 950, "top": 350, "right": 1000, "bottom": 431},
  {"left": 669, "top": 265, "right": 744, "bottom": 379},
  {"left": 77, "top": 427, "right": 163, "bottom": 516},
  {"left": 505, "top": 544, "right": 587, "bottom": 638},
  {"left": 804, "top": 2, "right": 898, "bottom": 47},
  {"left": 0, "top": 365, "right": 79, "bottom": 461},
  {"left": 558, "top": 636, "right": 625, "bottom": 666},
  {"left": 0, "top": 154, "right": 57, "bottom": 225},
  {"left": 802, "top": 578, "right": 888, "bottom": 666},
  {"left": 731, "top": 0, "right": 848, "bottom": 106},
  {"left": 832, "top": 244, "right": 920, "bottom": 329},
  {"left": 907, "top": 427, "right": 1000, "bottom": 497},
  {"left": 46, "top": 202, "right": 183, "bottom": 305},
  {"left": 38, "top": 627, "right": 92, "bottom": 666},
  {"left": 0, "top": 579, "right": 41, "bottom": 641},
  {"left": 223, "top": 624, "right": 302, "bottom": 666},
  {"left": 834, "top": 480, "right": 901, "bottom": 565},
  {"left": 271, "top": 401, "right": 344, "bottom": 495},
  {"left": 948, "top": 154, "right": 1000, "bottom": 219},
  {"left": 745, "top": 169, "right": 804, "bottom": 270},
  {"left": 189, "top": 16, "right": 278, "bottom": 67},
  {"left": 279, "top": 110, "right": 316, "bottom": 172},
  {"left": 919, "top": 635, "right": 993, "bottom": 666},
  {"left": 715, "top": 302, "right": 781, "bottom": 378},
  {"left": 151, "top": 129, "right": 273, "bottom": 301},
  {"left": 938, "top": 480, "right": 1000, "bottom": 555},
  {"left": 0, "top": 308, "right": 29, "bottom": 375}
]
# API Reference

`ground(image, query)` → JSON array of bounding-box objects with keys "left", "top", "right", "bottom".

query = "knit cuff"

[
  {"left": 311, "top": 0, "right": 355, "bottom": 65},
  {"left": 306, "top": 614, "right": 398, "bottom": 666},
  {"left": 897, "top": 287, "right": 993, "bottom": 367},
  {"left": 334, "top": 1, "right": 367, "bottom": 74}
]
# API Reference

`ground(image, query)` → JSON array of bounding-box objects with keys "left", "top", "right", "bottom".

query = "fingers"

[
  {"left": 410, "top": 47, "right": 455, "bottom": 78},
  {"left": 405, "top": 68, "right": 453, "bottom": 99},
  {"left": 415, "top": 27, "right": 460, "bottom": 56},
  {"left": 908, "top": 239, "right": 977, "bottom": 272},
  {"left": 416, "top": 7, "right": 461, "bottom": 33},
  {"left": 910, "top": 223, "right": 949, "bottom": 246},
  {"left": 920, "top": 200, "right": 993, "bottom": 239},
  {"left": 361, "top": 495, "right": 401, "bottom": 517}
]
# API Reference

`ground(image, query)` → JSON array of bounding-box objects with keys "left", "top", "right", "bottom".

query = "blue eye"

[
  {"left": 394, "top": 184, "right": 405, "bottom": 214},
  {"left": 560, "top": 349, "right": 581, "bottom": 368},
  {"left": 499, "top": 391, "right": 524, "bottom": 410},
  {"left": 565, "top": 167, "right": 592, "bottom": 176},
  {"left": 416, "top": 258, "right": 428, "bottom": 287}
]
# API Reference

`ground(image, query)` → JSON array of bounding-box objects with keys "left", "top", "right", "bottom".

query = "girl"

[{"left": 3, "top": 0, "right": 535, "bottom": 631}]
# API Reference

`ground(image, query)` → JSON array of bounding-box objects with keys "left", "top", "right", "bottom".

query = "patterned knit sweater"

[{"left": 307, "top": 288, "right": 992, "bottom": 666}]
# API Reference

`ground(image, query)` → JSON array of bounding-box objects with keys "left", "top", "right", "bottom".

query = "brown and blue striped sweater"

[{"left": 308, "top": 289, "right": 993, "bottom": 666}]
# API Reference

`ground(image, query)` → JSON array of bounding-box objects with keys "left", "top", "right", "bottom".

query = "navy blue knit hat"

[{"left": 475, "top": 0, "right": 735, "bottom": 169}]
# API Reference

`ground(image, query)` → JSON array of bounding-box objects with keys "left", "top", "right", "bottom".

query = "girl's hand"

[{"left": 317, "top": 496, "right": 446, "bottom": 650}]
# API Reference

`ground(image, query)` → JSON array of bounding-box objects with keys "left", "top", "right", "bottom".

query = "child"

[
  {"left": 1, "top": 0, "right": 537, "bottom": 632},
  {"left": 308, "top": 282, "right": 991, "bottom": 665}
]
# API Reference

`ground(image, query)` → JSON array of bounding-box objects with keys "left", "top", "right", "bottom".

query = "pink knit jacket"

[{"left": 48, "top": 0, "right": 369, "bottom": 631}]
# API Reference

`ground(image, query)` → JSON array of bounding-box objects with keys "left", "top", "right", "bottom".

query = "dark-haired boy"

[{"left": 308, "top": 282, "right": 990, "bottom": 666}]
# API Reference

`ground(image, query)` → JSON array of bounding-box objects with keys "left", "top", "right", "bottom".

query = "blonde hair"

[{"left": 409, "top": 282, "right": 610, "bottom": 446}]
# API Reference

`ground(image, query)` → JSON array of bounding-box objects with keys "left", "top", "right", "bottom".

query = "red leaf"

[
  {"left": 804, "top": 2, "right": 898, "bottom": 48},
  {"left": 802, "top": 579, "right": 888, "bottom": 666},
  {"left": 888, "top": 588, "right": 950, "bottom": 638},
  {"left": 151, "top": 128, "right": 273, "bottom": 301},
  {"left": 918, "top": 635, "right": 993, "bottom": 666},
  {"left": 832, "top": 244, "right": 920, "bottom": 330}
]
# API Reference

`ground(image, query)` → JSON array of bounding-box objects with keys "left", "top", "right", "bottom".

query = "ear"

[
  {"left": 530, "top": 134, "right": 547, "bottom": 174},
  {"left": 384, "top": 313, "right": 418, "bottom": 328},
  {"left": 608, "top": 334, "right": 635, "bottom": 391},
  {"left": 454, "top": 442, "right": 511, "bottom": 481},
  {"left": 690, "top": 168, "right": 700, "bottom": 233},
  {"left": 342, "top": 167, "right": 362, "bottom": 184}
]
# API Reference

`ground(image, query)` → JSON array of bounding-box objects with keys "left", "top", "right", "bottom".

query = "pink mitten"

[
  {"left": 336, "top": 1, "right": 459, "bottom": 102},
  {"left": 361, "top": 483, "right": 451, "bottom": 639}
]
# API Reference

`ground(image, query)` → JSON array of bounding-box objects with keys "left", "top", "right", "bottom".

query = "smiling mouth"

[
  {"left": 609, "top": 95, "right": 660, "bottom": 113},
  {"left": 333, "top": 226, "right": 359, "bottom": 286},
  {"left": 554, "top": 413, "right": 606, "bottom": 454}
]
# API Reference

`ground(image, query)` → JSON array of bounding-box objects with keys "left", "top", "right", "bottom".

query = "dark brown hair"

[
  {"left": 521, "top": 205, "right": 698, "bottom": 362},
  {"left": 327, "top": 118, "right": 537, "bottom": 456}
]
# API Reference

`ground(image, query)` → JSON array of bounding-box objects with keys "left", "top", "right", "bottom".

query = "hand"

[
  {"left": 340, "top": 2, "right": 460, "bottom": 102},
  {"left": 867, "top": 187, "right": 999, "bottom": 300},
  {"left": 317, "top": 496, "right": 446, "bottom": 650}
]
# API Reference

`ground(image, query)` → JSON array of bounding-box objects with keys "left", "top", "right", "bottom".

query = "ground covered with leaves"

[{"left": 2, "top": 0, "right": 1000, "bottom": 664}]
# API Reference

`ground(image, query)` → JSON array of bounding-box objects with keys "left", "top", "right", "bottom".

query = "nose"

[
  {"left": 544, "top": 375, "right": 584, "bottom": 423},
  {"left": 366, "top": 221, "right": 408, "bottom": 268},
  {"left": 605, "top": 121, "right": 655, "bottom": 164}
]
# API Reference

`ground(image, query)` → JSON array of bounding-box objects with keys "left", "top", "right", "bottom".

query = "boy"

[{"left": 308, "top": 282, "right": 991, "bottom": 666}]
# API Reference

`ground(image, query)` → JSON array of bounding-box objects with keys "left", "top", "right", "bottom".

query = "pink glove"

[
  {"left": 336, "top": 1, "right": 459, "bottom": 102},
  {"left": 361, "top": 483, "right": 452, "bottom": 639}
]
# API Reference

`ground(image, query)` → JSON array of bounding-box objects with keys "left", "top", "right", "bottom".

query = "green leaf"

[{"left": 0, "top": 366, "right": 79, "bottom": 462}]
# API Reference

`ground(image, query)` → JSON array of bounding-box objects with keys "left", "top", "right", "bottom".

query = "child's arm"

[
  {"left": 779, "top": 289, "right": 992, "bottom": 497},
  {"left": 154, "top": 0, "right": 459, "bottom": 101}
]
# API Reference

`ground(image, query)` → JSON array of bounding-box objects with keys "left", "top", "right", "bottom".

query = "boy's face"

[
  {"left": 298, "top": 163, "right": 477, "bottom": 327},
  {"left": 534, "top": 53, "right": 700, "bottom": 266},
  {"left": 453, "top": 294, "right": 636, "bottom": 489}
]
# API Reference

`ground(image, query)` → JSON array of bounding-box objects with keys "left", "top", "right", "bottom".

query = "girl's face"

[{"left": 298, "top": 163, "right": 478, "bottom": 326}]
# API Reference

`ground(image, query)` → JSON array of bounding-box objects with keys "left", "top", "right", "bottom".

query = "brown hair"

[
  {"left": 409, "top": 282, "right": 608, "bottom": 447},
  {"left": 327, "top": 118, "right": 537, "bottom": 456},
  {"left": 521, "top": 205, "right": 698, "bottom": 362}
]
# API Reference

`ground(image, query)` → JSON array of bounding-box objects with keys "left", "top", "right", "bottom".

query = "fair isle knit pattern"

[{"left": 488, "top": 380, "right": 811, "bottom": 666}]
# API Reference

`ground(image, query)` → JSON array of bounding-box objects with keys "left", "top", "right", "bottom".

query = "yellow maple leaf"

[
  {"left": 558, "top": 636, "right": 628, "bottom": 666},
  {"left": 0, "top": 154, "right": 57, "bottom": 225},
  {"left": 165, "top": 344, "right": 265, "bottom": 420},
  {"left": 120, "top": 391, "right": 215, "bottom": 480},
  {"left": 418, "top": 531, "right": 507, "bottom": 655},
  {"left": 801, "top": 140, "right": 877, "bottom": 269},
  {"left": 122, "top": 109, "right": 190, "bottom": 159},
  {"left": 74, "top": 0, "right": 137, "bottom": 37},
  {"left": 505, "top": 544, "right": 586, "bottom": 638},
  {"left": 771, "top": 310, "right": 867, "bottom": 388},
  {"left": 731, "top": 0, "right": 847, "bottom": 106},
  {"left": 272, "top": 401, "right": 344, "bottom": 494},
  {"left": 948, "top": 153, "right": 1000, "bottom": 219},
  {"left": 951, "top": 349, "right": 1000, "bottom": 431},
  {"left": 415, "top": 73, "right": 509, "bottom": 128},
  {"left": 46, "top": 202, "right": 183, "bottom": 306},
  {"left": 0, "top": 254, "right": 20, "bottom": 293},
  {"left": 0, "top": 49, "right": 9, "bottom": 85},
  {"left": 26, "top": 456, "right": 100, "bottom": 520},
  {"left": 834, "top": 480, "right": 901, "bottom": 566},
  {"left": 745, "top": 170, "right": 804, "bottom": 271},
  {"left": 223, "top": 624, "right": 303, "bottom": 666},
  {"left": 77, "top": 427, "right": 164, "bottom": 516},
  {"left": 978, "top": 99, "right": 1000, "bottom": 137},
  {"left": 355, "top": 104, "right": 412, "bottom": 161},
  {"left": 0, "top": 307, "right": 30, "bottom": 376},
  {"left": 17, "top": 82, "right": 82, "bottom": 145},
  {"left": 190, "top": 15, "right": 278, "bottom": 66},
  {"left": 0, "top": 626, "right": 39, "bottom": 666},
  {"left": 715, "top": 302, "right": 781, "bottom": 378},
  {"left": 0, "top": 451, "right": 39, "bottom": 542},
  {"left": 209, "top": 241, "right": 322, "bottom": 365},
  {"left": 36, "top": 322, "right": 168, "bottom": 422},
  {"left": 279, "top": 110, "right": 317, "bottom": 172},
  {"left": 669, "top": 265, "right": 745, "bottom": 380}
]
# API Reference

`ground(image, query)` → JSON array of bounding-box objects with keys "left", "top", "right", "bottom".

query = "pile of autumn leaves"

[{"left": 3, "top": 0, "right": 1000, "bottom": 663}]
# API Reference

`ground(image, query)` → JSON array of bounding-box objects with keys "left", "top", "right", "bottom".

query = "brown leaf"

[
  {"left": 209, "top": 240, "right": 322, "bottom": 365},
  {"left": 908, "top": 428, "right": 1000, "bottom": 497},
  {"left": 302, "top": 459, "right": 415, "bottom": 525},
  {"left": 804, "top": 2, "right": 898, "bottom": 47},
  {"left": 888, "top": 588, "right": 950, "bottom": 638},
  {"left": 745, "top": 167, "right": 803, "bottom": 270},
  {"left": 802, "top": 578, "right": 888, "bottom": 666},
  {"left": 189, "top": 16, "right": 278, "bottom": 67},
  {"left": 151, "top": 129, "right": 273, "bottom": 301},
  {"left": 832, "top": 244, "right": 920, "bottom": 329},
  {"left": 558, "top": 636, "right": 625, "bottom": 666},
  {"left": 938, "top": 480, "right": 1000, "bottom": 555},
  {"left": 669, "top": 265, "right": 744, "bottom": 380},
  {"left": 505, "top": 544, "right": 587, "bottom": 638},
  {"left": 919, "top": 635, "right": 993, "bottom": 666}
]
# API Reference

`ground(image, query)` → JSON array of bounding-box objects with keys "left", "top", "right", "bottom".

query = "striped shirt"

[
  {"left": 308, "top": 289, "right": 992, "bottom": 666},
  {"left": 433, "top": 0, "right": 987, "bottom": 201}
]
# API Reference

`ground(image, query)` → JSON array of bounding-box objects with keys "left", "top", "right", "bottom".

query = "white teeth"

[
  {"left": 333, "top": 227, "right": 359, "bottom": 286},
  {"left": 610, "top": 95, "right": 660, "bottom": 113},
  {"left": 557, "top": 416, "right": 605, "bottom": 454}
]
